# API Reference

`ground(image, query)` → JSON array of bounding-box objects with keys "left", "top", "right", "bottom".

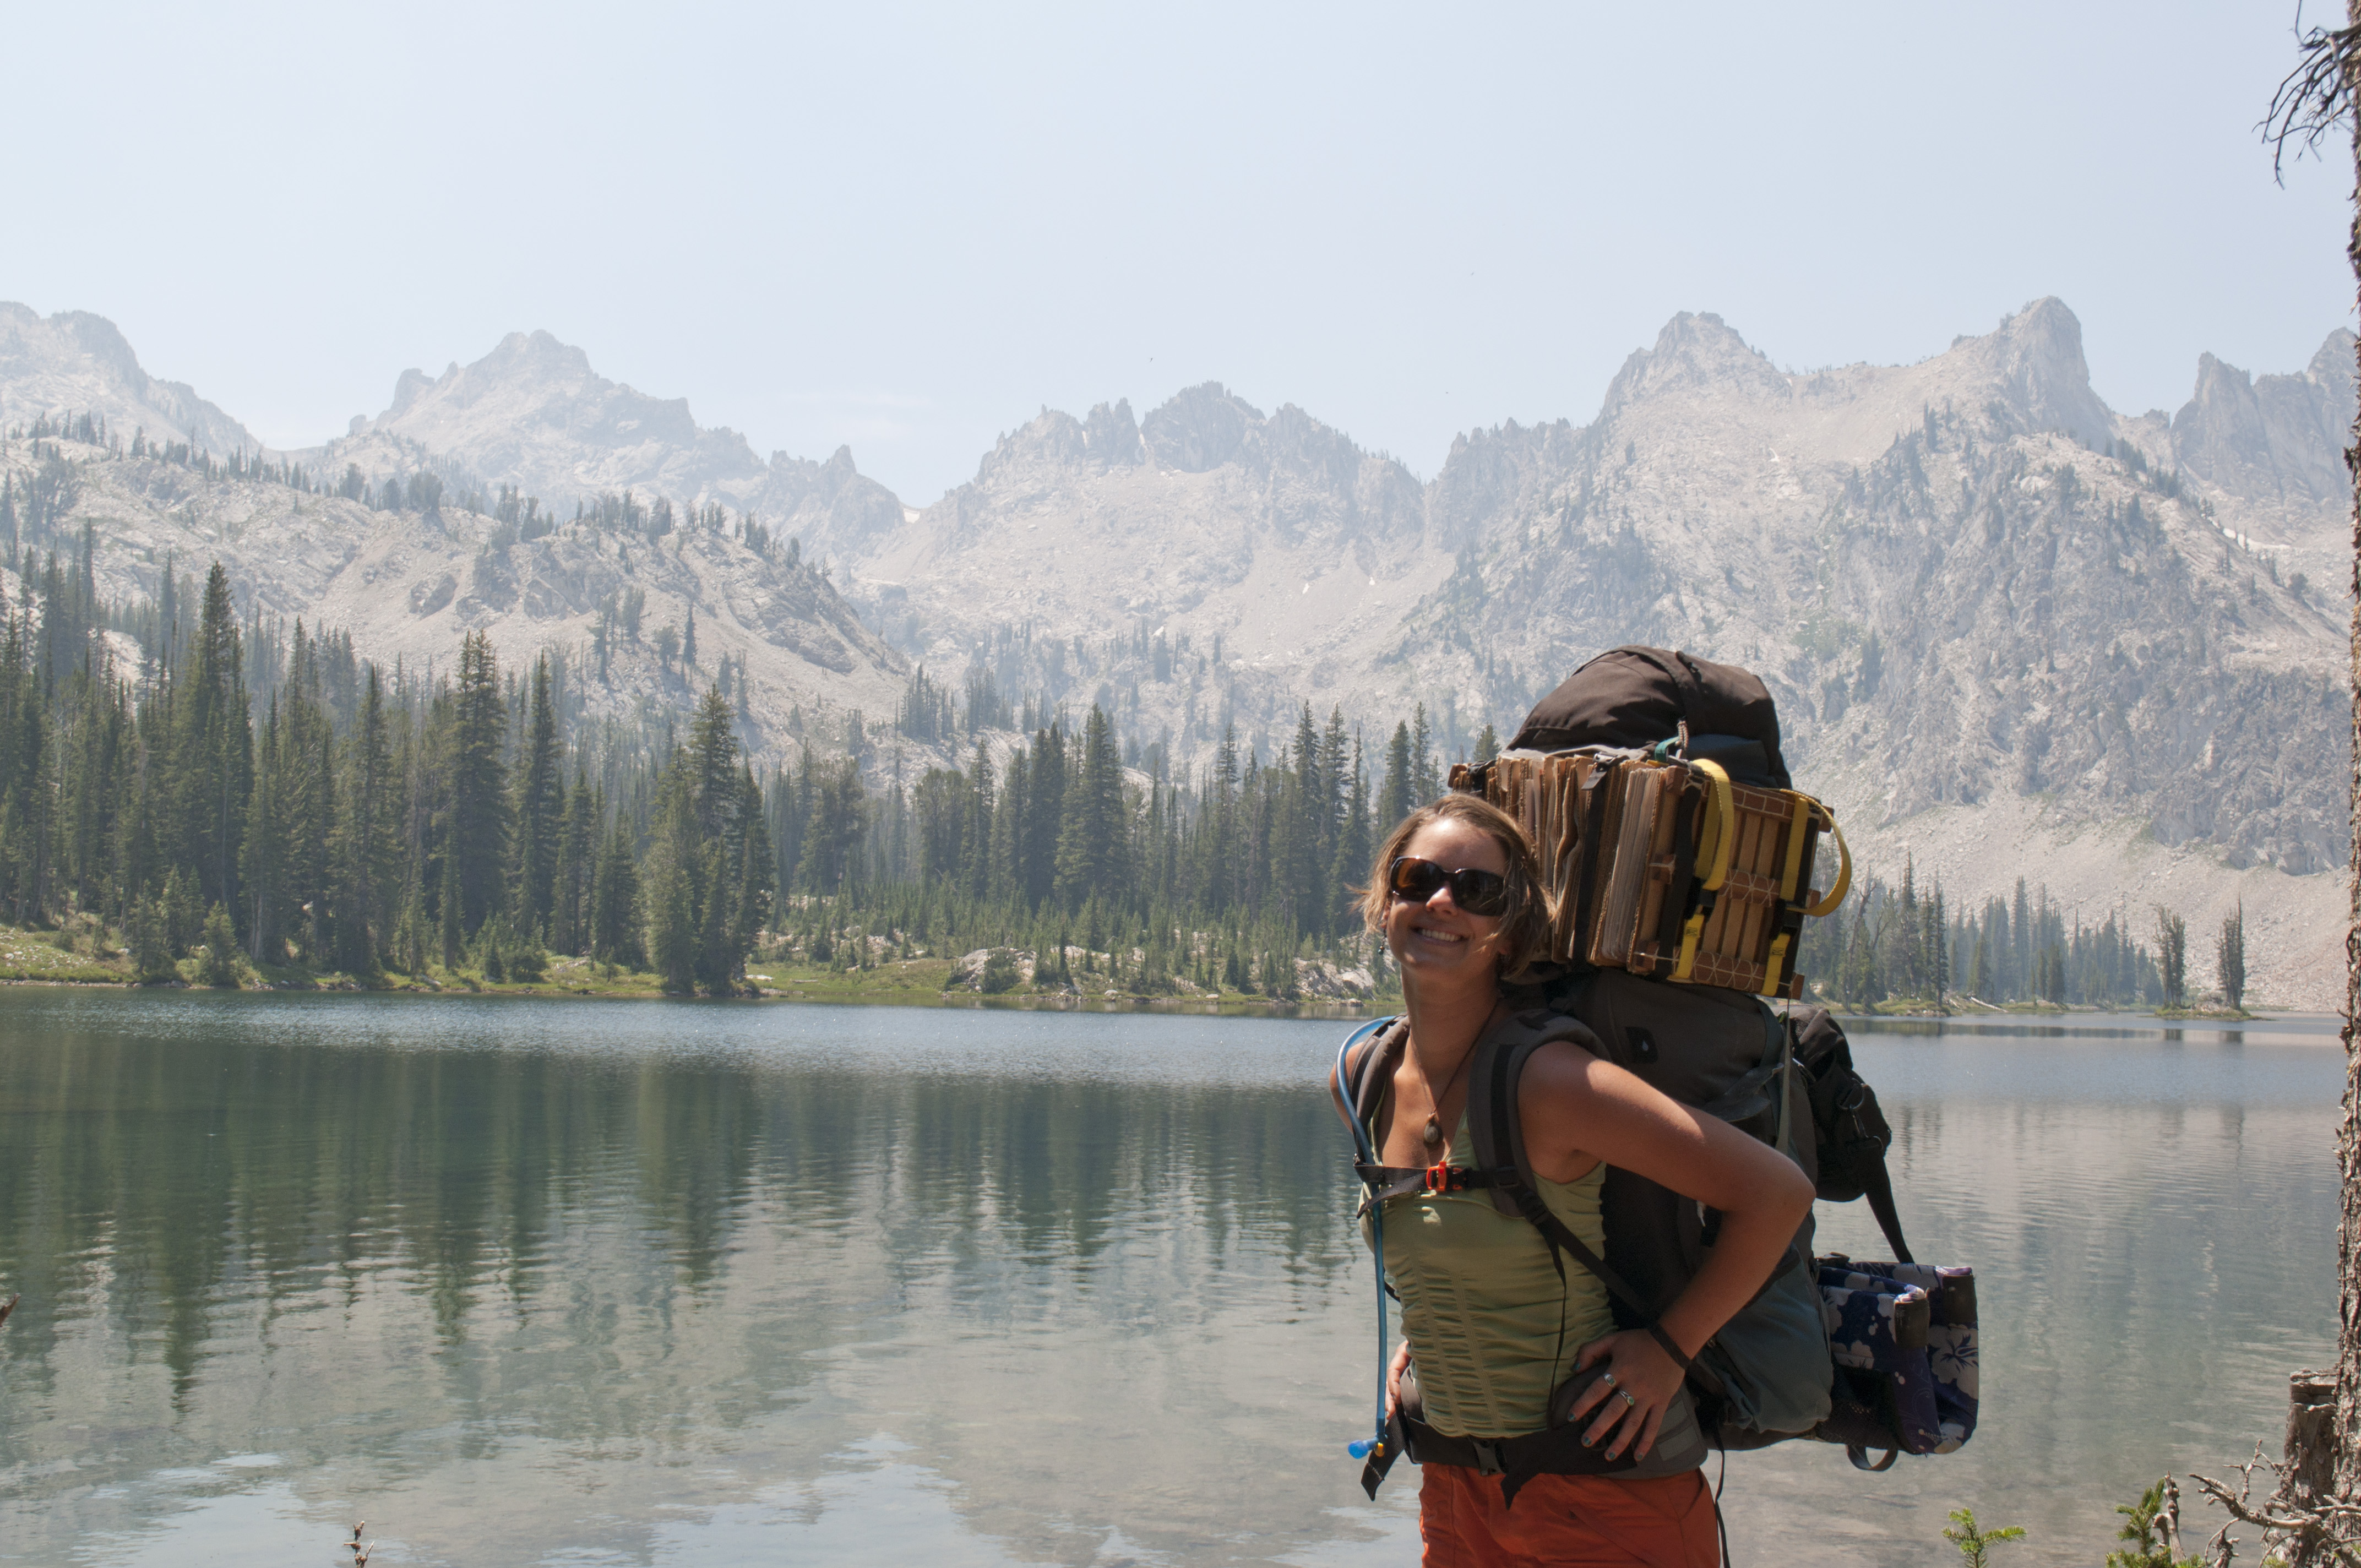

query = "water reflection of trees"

[{"left": 0, "top": 1024, "right": 1356, "bottom": 1400}]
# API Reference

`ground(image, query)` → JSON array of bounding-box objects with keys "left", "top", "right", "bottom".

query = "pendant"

[{"left": 1422, "top": 1117, "right": 1442, "bottom": 1147}]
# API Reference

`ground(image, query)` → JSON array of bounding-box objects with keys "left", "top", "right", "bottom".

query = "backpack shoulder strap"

[
  {"left": 1346, "top": 1015, "right": 1405, "bottom": 1132},
  {"left": 1465, "top": 1007, "right": 1696, "bottom": 1374}
]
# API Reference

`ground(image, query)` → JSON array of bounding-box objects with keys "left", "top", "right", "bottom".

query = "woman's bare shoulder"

[{"left": 1515, "top": 1028, "right": 1622, "bottom": 1107}]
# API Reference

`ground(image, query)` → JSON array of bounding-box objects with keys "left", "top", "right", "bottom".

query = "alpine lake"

[{"left": 0, "top": 991, "right": 2342, "bottom": 1567}]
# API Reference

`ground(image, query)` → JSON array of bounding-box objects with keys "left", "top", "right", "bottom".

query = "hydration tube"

[{"left": 1332, "top": 1019, "right": 1395, "bottom": 1463}]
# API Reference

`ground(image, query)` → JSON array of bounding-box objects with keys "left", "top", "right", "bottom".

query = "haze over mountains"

[{"left": 0, "top": 296, "right": 2348, "bottom": 1004}]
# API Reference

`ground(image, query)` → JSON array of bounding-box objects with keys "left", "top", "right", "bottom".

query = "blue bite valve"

[{"left": 1348, "top": 1438, "right": 1380, "bottom": 1460}]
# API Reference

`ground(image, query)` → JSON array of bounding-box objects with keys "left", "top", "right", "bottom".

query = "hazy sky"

[{"left": 7, "top": 2, "right": 2351, "bottom": 503}]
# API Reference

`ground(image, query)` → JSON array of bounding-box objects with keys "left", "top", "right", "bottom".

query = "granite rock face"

[
  {"left": 0, "top": 303, "right": 263, "bottom": 455},
  {"left": 0, "top": 435, "right": 909, "bottom": 770},
  {"left": 2170, "top": 330, "right": 2355, "bottom": 508},
  {"left": 304, "top": 329, "right": 909, "bottom": 567},
  {"left": 826, "top": 300, "right": 2354, "bottom": 1005},
  {"left": 2, "top": 298, "right": 2351, "bottom": 1003}
]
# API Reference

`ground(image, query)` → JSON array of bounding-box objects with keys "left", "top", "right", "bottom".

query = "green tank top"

[{"left": 1362, "top": 1109, "right": 1615, "bottom": 1439}]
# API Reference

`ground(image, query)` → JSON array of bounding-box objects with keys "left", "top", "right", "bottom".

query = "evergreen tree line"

[
  {"left": 875, "top": 613, "right": 1503, "bottom": 792},
  {"left": 0, "top": 552, "right": 1469, "bottom": 1001},
  {"left": 0, "top": 558, "right": 782, "bottom": 994},
  {"left": 0, "top": 502, "right": 2250, "bottom": 1012},
  {"left": 761, "top": 698, "right": 1457, "bottom": 998},
  {"left": 1794, "top": 860, "right": 2246, "bottom": 1009}
]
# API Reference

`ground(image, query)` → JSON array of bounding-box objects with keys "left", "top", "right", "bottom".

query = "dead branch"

[
  {"left": 2262, "top": 7, "right": 2361, "bottom": 182},
  {"left": 2192, "top": 1445, "right": 2361, "bottom": 1567}
]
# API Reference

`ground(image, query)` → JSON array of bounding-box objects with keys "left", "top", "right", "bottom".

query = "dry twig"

[
  {"left": 2191, "top": 1445, "right": 2361, "bottom": 1567},
  {"left": 2261, "top": 4, "right": 2361, "bottom": 181}
]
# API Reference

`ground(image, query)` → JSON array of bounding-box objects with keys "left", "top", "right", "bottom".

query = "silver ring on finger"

[
  {"left": 1599, "top": 1371, "right": 1616, "bottom": 1389},
  {"left": 1619, "top": 1389, "right": 1638, "bottom": 1408}
]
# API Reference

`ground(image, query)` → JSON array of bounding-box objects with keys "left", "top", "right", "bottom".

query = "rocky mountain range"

[{"left": 0, "top": 297, "right": 2349, "bottom": 1005}]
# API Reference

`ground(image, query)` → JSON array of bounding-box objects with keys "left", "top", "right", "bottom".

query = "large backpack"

[
  {"left": 1342, "top": 983, "right": 1954, "bottom": 1485},
  {"left": 1488, "top": 968, "right": 1837, "bottom": 1449},
  {"left": 1511, "top": 645, "right": 1792, "bottom": 788},
  {"left": 1375, "top": 647, "right": 1973, "bottom": 1473}
]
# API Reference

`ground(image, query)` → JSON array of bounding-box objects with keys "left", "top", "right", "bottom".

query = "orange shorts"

[{"left": 1418, "top": 1462, "right": 1720, "bottom": 1567}]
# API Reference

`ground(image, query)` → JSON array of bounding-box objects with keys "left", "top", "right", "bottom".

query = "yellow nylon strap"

[
  {"left": 1776, "top": 794, "right": 1814, "bottom": 902},
  {"left": 1691, "top": 760, "right": 1735, "bottom": 892},
  {"left": 1803, "top": 809, "right": 1851, "bottom": 917},
  {"left": 1758, "top": 794, "right": 1818, "bottom": 997},
  {"left": 1671, "top": 760, "right": 1736, "bottom": 982}
]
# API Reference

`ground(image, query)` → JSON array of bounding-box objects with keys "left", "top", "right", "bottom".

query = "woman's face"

[{"left": 1383, "top": 817, "right": 1512, "bottom": 982}]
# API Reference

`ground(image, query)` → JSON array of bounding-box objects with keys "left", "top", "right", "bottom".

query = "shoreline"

[
  {"left": 0, "top": 972, "right": 1391, "bottom": 1021},
  {"left": 0, "top": 972, "right": 2335, "bottom": 1032}
]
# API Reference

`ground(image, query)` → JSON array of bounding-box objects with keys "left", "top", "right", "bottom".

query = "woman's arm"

[{"left": 1516, "top": 1040, "right": 1814, "bottom": 1458}]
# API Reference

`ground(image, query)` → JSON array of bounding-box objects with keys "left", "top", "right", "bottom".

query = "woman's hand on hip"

[
  {"left": 1385, "top": 1339, "right": 1412, "bottom": 1418},
  {"left": 1566, "top": 1330, "right": 1683, "bottom": 1460}
]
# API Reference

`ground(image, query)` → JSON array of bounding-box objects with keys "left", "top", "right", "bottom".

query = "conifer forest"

[{"left": 0, "top": 505, "right": 2195, "bottom": 1008}]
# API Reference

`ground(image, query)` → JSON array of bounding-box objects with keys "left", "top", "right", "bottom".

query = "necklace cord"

[{"left": 1406, "top": 1030, "right": 1479, "bottom": 1150}]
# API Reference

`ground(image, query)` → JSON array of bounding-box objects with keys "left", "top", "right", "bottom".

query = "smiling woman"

[{"left": 1336, "top": 794, "right": 1813, "bottom": 1567}]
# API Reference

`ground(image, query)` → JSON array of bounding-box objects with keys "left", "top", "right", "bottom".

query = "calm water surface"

[{"left": 0, "top": 994, "right": 2341, "bottom": 1566}]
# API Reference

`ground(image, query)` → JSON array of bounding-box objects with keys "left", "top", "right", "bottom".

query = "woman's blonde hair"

[{"left": 1358, "top": 792, "right": 1552, "bottom": 975}]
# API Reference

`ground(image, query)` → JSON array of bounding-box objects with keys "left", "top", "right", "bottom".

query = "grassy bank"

[{"left": 0, "top": 924, "right": 1387, "bottom": 1016}]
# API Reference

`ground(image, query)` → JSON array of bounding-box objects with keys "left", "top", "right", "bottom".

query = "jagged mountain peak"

[
  {"left": 2170, "top": 326, "right": 2355, "bottom": 507},
  {"left": 1143, "top": 382, "right": 1266, "bottom": 472},
  {"left": 1597, "top": 311, "right": 1790, "bottom": 420},
  {"left": 0, "top": 302, "right": 264, "bottom": 456},
  {"left": 976, "top": 399, "right": 1146, "bottom": 482},
  {"left": 298, "top": 328, "right": 909, "bottom": 564},
  {"left": 1942, "top": 295, "right": 2113, "bottom": 447},
  {"left": 355, "top": 329, "right": 708, "bottom": 462},
  {"left": 2308, "top": 326, "right": 2357, "bottom": 388}
]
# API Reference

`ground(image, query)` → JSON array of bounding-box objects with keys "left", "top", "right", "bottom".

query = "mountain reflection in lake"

[{"left": 0, "top": 993, "right": 2341, "bottom": 1566}]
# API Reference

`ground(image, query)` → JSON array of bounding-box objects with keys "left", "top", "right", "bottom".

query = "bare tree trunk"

[{"left": 2338, "top": 0, "right": 2361, "bottom": 1521}]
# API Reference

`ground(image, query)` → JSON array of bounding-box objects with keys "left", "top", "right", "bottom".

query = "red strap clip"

[{"left": 1424, "top": 1161, "right": 1456, "bottom": 1194}]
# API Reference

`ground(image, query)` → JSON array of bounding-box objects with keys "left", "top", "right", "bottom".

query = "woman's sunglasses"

[{"left": 1386, "top": 856, "right": 1511, "bottom": 917}]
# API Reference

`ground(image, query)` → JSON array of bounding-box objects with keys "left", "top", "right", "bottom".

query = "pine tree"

[
  {"left": 201, "top": 902, "right": 239, "bottom": 987},
  {"left": 2011, "top": 878, "right": 2033, "bottom": 1001},
  {"left": 2218, "top": 901, "right": 2246, "bottom": 1010},
  {"left": 551, "top": 770, "right": 594, "bottom": 956},
  {"left": 644, "top": 771, "right": 701, "bottom": 994},
  {"left": 334, "top": 667, "right": 398, "bottom": 971},
  {"left": 1024, "top": 722, "right": 1066, "bottom": 907},
  {"left": 177, "top": 564, "right": 252, "bottom": 924},
  {"left": 439, "top": 850, "right": 463, "bottom": 971},
  {"left": 1379, "top": 720, "right": 1413, "bottom": 829},
  {"left": 1056, "top": 705, "right": 1126, "bottom": 908},
  {"left": 447, "top": 631, "right": 511, "bottom": 935},
  {"left": 513, "top": 654, "right": 562, "bottom": 937},
  {"left": 243, "top": 695, "right": 285, "bottom": 962},
  {"left": 124, "top": 891, "right": 172, "bottom": 982},
  {"left": 2154, "top": 906, "right": 2189, "bottom": 1009},
  {"left": 1328, "top": 731, "right": 1372, "bottom": 931},
  {"left": 687, "top": 684, "right": 740, "bottom": 839},
  {"left": 733, "top": 762, "right": 777, "bottom": 965},
  {"left": 590, "top": 821, "right": 644, "bottom": 968},
  {"left": 1410, "top": 704, "right": 1438, "bottom": 804}
]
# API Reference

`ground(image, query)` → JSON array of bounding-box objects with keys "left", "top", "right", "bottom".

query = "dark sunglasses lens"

[
  {"left": 1389, "top": 858, "right": 1448, "bottom": 900},
  {"left": 1389, "top": 857, "right": 1509, "bottom": 916},
  {"left": 1452, "top": 869, "right": 1510, "bottom": 916}
]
